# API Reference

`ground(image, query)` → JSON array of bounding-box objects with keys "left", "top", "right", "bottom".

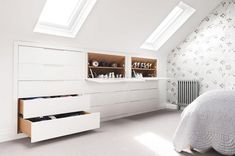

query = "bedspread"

[{"left": 173, "top": 90, "right": 235, "bottom": 155}]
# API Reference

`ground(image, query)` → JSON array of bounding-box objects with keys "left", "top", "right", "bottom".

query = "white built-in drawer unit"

[
  {"left": 18, "top": 81, "right": 84, "bottom": 98},
  {"left": 19, "top": 112, "right": 100, "bottom": 143},
  {"left": 19, "top": 95, "right": 90, "bottom": 118},
  {"left": 89, "top": 89, "right": 158, "bottom": 107},
  {"left": 17, "top": 45, "right": 100, "bottom": 143}
]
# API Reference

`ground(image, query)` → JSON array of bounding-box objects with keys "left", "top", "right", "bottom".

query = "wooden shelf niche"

[
  {"left": 131, "top": 57, "right": 157, "bottom": 78},
  {"left": 88, "top": 53, "right": 125, "bottom": 78}
]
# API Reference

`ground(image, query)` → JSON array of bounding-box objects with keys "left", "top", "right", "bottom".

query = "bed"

[{"left": 173, "top": 90, "right": 235, "bottom": 155}]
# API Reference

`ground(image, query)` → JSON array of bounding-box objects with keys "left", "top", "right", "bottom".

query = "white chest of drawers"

[{"left": 17, "top": 45, "right": 100, "bottom": 143}]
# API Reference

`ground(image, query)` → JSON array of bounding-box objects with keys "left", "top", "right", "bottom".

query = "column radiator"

[{"left": 177, "top": 80, "right": 199, "bottom": 110}]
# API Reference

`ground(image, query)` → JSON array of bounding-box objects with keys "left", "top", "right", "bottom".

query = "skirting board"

[
  {"left": 0, "top": 129, "right": 26, "bottom": 143},
  {"left": 166, "top": 103, "right": 178, "bottom": 109}
]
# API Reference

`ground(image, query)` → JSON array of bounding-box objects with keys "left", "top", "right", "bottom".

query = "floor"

[{"left": 0, "top": 109, "right": 222, "bottom": 156}]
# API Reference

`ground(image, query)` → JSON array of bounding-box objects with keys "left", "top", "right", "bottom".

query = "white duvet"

[{"left": 173, "top": 90, "right": 235, "bottom": 155}]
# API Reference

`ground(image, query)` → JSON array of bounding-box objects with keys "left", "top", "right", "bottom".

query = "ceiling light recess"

[
  {"left": 141, "top": 1, "right": 195, "bottom": 51},
  {"left": 34, "top": 0, "right": 97, "bottom": 38}
]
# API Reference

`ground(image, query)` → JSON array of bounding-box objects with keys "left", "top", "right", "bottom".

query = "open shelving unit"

[
  {"left": 131, "top": 57, "right": 157, "bottom": 78},
  {"left": 88, "top": 53, "right": 125, "bottom": 78},
  {"left": 86, "top": 52, "right": 161, "bottom": 83}
]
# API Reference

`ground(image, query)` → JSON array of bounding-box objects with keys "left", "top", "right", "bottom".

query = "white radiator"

[{"left": 177, "top": 80, "right": 199, "bottom": 109}]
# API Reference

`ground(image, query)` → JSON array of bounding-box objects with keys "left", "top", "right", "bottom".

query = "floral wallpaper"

[{"left": 167, "top": 0, "right": 235, "bottom": 104}]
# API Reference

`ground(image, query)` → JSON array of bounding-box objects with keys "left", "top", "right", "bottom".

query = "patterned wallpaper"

[{"left": 167, "top": 0, "right": 235, "bottom": 104}]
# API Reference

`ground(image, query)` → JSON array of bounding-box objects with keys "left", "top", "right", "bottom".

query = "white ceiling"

[{"left": 0, "top": 0, "right": 222, "bottom": 55}]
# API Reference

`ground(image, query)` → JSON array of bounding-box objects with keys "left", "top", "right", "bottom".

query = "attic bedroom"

[{"left": 0, "top": 0, "right": 234, "bottom": 155}]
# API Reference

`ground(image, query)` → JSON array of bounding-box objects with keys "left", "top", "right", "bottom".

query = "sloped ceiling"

[{"left": 0, "top": 0, "right": 222, "bottom": 55}]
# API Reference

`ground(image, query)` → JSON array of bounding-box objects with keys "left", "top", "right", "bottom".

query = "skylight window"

[
  {"left": 34, "top": 0, "right": 97, "bottom": 38},
  {"left": 141, "top": 1, "right": 195, "bottom": 51}
]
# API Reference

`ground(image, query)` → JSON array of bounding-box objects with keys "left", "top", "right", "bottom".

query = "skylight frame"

[
  {"left": 34, "top": 0, "right": 97, "bottom": 38},
  {"left": 141, "top": 1, "right": 195, "bottom": 51}
]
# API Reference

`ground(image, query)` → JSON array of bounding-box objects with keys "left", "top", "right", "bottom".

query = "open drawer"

[
  {"left": 19, "top": 112, "right": 100, "bottom": 143},
  {"left": 19, "top": 95, "right": 90, "bottom": 118}
]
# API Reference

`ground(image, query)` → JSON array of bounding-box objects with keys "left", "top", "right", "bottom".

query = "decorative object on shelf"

[
  {"left": 132, "top": 70, "right": 143, "bottom": 78},
  {"left": 116, "top": 74, "right": 122, "bottom": 78},
  {"left": 137, "top": 62, "right": 140, "bottom": 68},
  {"left": 137, "top": 73, "right": 143, "bottom": 78},
  {"left": 111, "top": 62, "right": 118, "bottom": 68},
  {"left": 88, "top": 68, "right": 98, "bottom": 78},
  {"left": 98, "top": 74, "right": 104, "bottom": 78},
  {"left": 92, "top": 60, "right": 99, "bottom": 67},
  {"left": 132, "top": 62, "right": 154, "bottom": 69},
  {"left": 98, "top": 74, "right": 108, "bottom": 78},
  {"left": 147, "top": 74, "right": 155, "bottom": 77},
  {"left": 89, "top": 68, "right": 94, "bottom": 78},
  {"left": 146, "top": 63, "right": 150, "bottom": 69},
  {"left": 140, "top": 63, "right": 144, "bottom": 68},
  {"left": 96, "top": 72, "right": 123, "bottom": 79},
  {"left": 93, "top": 72, "right": 98, "bottom": 78},
  {"left": 132, "top": 62, "right": 137, "bottom": 68},
  {"left": 135, "top": 73, "right": 143, "bottom": 78},
  {"left": 133, "top": 70, "right": 137, "bottom": 77},
  {"left": 100, "top": 60, "right": 108, "bottom": 67},
  {"left": 108, "top": 72, "right": 115, "bottom": 78}
]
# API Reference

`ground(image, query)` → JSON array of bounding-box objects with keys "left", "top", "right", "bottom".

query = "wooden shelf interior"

[
  {"left": 131, "top": 57, "right": 157, "bottom": 78},
  {"left": 88, "top": 53, "right": 125, "bottom": 78}
]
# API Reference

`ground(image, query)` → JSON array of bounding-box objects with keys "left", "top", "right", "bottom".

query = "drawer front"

[
  {"left": 89, "top": 89, "right": 158, "bottom": 107},
  {"left": 126, "top": 99, "right": 163, "bottom": 114},
  {"left": 19, "top": 95, "right": 90, "bottom": 118},
  {"left": 18, "top": 46, "right": 85, "bottom": 81},
  {"left": 89, "top": 91, "right": 129, "bottom": 107},
  {"left": 18, "top": 81, "right": 84, "bottom": 98},
  {"left": 19, "top": 64, "right": 84, "bottom": 80},
  {"left": 19, "top": 46, "right": 84, "bottom": 66},
  {"left": 90, "top": 103, "right": 128, "bottom": 120},
  {"left": 19, "top": 112, "right": 100, "bottom": 143},
  {"left": 129, "top": 89, "right": 158, "bottom": 101}
]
